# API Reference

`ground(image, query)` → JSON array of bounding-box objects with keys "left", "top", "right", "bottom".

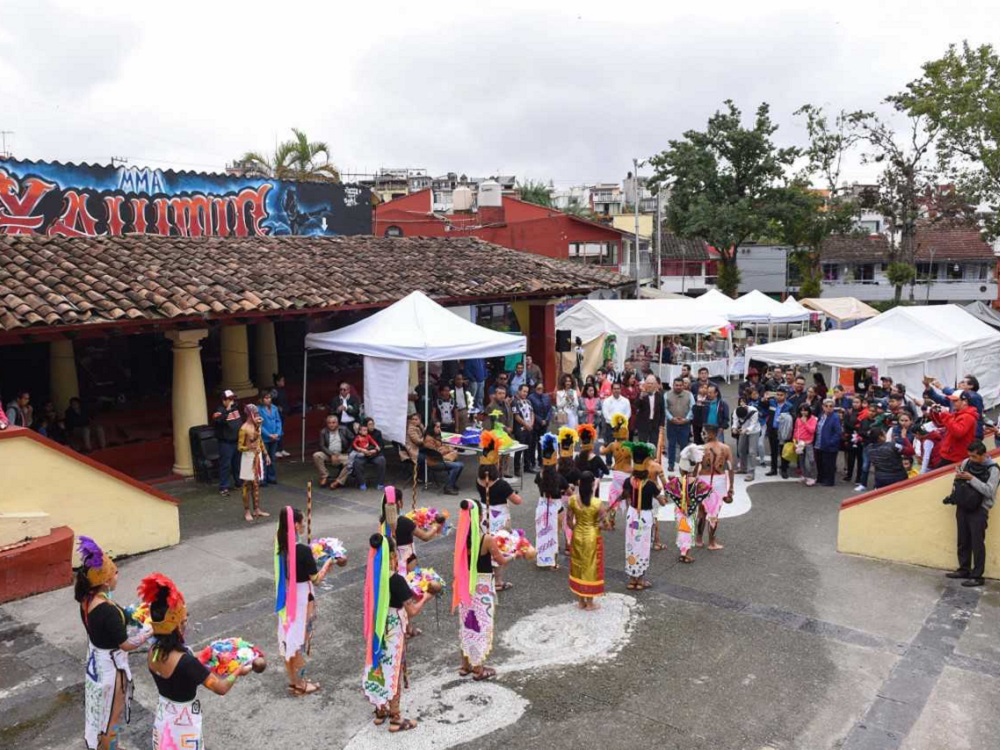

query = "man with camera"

[
  {"left": 944, "top": 440, "right": 998, "bottom": 588},
  {"left": 928, "top": 391, "right": 978, "bottom": 469}
]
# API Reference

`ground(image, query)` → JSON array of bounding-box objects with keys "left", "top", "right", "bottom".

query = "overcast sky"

[{"left": 0, "top": 0, "right": 997, "bottom": 187}]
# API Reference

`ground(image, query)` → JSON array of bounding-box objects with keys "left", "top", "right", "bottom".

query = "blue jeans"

[
  {"left": 858, "top": 444, "right": 872, "bottom": 486},
  {"left": 665, "top": 422, "right": 691, "bottom": 469},
  {"left": 418, "top": 456, "right": 463, "bottom": 489},
  {"left": 264, "top": 441, "right": 278, "bottom": 484},
  {"left": 218, "top": 440, "right": 241, "bottom": 491}
]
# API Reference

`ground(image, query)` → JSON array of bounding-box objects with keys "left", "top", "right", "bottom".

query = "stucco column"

[
  {"left": 220, "top": 324, "right": 256, "bottom": 398},
  {"left": 529, "top": 301, "right": 558, "bottom": 392},
  {"left": 49, "top": 339, "right": 79, "bottom": 414},
  {"left": 254, "top": 321, "right": 280, "bottom": 387},
  {"left": 167, "top": 329, "right": 209, "bottom": 477}
]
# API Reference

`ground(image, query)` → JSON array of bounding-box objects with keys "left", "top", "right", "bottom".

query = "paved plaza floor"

[{"left": 2, "top": 445, "right": 998, "bottom": 750}]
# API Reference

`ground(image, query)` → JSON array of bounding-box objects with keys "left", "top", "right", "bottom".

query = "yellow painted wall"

[
  {"left": 838, "top": 469, "right": 999, "bottom": 579},
  {"left": 612, "top": 214, "right": 654, "bottom": 238},
  {"left": 0, "top": 434, "right": 180, "bottom": 564}
]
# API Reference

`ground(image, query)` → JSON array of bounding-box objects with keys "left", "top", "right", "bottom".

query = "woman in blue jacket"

[{"left": 259, "top": 390, "right": 284, "bottom": 485}]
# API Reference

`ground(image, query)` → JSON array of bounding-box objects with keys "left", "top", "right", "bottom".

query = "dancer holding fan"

[
  {"left": 142, "top": 574, "right": 254, "bottom": 749},
  {"left": 75, "top": 536, "right": 152, "bottom": 750},
  {"left": 275, "top": 506, "right": 335, "bottom": 695},
  {"left": 362, "top": 533, "right": 429, "bottom": 733}
]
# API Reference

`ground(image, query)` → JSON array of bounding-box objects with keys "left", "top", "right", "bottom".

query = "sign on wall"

[{"left": 0, "top": 158, "right": 372, "bottom": 237}]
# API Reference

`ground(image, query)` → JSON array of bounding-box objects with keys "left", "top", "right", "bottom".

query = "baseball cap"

[
  {"left": 880, "top": 376, "right": 892, "bottom": 382},
  {"left": 223, "top": 389, "right": 236, "bottom": 399},
  {"left": 958, "top": 391, "right": 973, "bottom": 402}
]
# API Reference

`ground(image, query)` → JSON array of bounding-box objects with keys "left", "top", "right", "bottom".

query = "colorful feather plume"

[
  {"left": 479, "top": 430, "right": 501, "bottom": 453},
  {"left": 76, "top": 535, "right": 104, "bottom": 569},
  {"left": 558, "top": 426, "right": 578, "bottom": 447},
  {"left": 137, "top": 572, "right": 185, "bottom": 609},
  {"left": 540, "top": 433, "right": 557, "bottom": 454},
  {"left": 576, "top": 423, "right": 597, "bottom": 445},
  {"left": 610, "top": 413, "right": 628, "bottom": 431}
]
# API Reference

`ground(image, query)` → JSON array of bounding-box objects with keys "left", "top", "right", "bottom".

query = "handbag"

[{"left": 781, "top": 441, "right": 798, "bottom": 464}]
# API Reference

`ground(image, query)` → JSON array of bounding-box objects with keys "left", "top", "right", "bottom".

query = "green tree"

[
  {"left": 849, "top": 109, "right": 939, "bottom": 304},
  {"left": 648, "top": 100, "right": 798, "bottom": 297},
  {"left": 890, "top": 42, "right": 999, "bottom": 239},
  {"left": 773, "top": 106, "right": 862, "bottom": 299},
  {"left": 563, "top": 196, "right": 596, "bottom": 220},
  {"left": 516, "top": 179, "right": 554, "bottom": 207},
  {"left": 239, "top": 128, "right": 340, "bottom": 182}
]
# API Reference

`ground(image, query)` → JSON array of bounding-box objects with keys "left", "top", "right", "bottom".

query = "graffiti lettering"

[
  {"left": 0, "top": 159, "right": 371, "bottom": 237},
  {"left": 117, "top": 166, "right": 165, "bottom": 194},
  {"left": 0, "top": 169, "right": 56, "bottom": 234},
  {"left": 49, "top": 190, "right": 100, "bottom": 237}
]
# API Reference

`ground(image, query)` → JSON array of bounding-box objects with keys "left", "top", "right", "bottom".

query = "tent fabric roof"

[
  {"left": 727, "top": 289, "right": 810, "bottom": 323},
  {"left": 782, "top": 296, "right": 812, "bottom": 317},
  {"left": 691, "top": 288, "right": 735, "bottom": 310},
  {"left": 304, "top": 290, "right": 525, "bottom": 360},
  {"left": 855, "top": 304, "right": 995, "bottom": 348},
  {"left": 964, "top": 301, "right": 1000, "bottom": 329},
  {"left": 555, "top": 298, "right": 730, "bottom": 342},
  {"left": 801, "top": 297, "right": 879, "bottom": 323}
]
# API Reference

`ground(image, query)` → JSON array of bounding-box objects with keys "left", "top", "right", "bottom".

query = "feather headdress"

[
  {"left": 610, "top": 412, "right": 630, "bottom": 439},
  {"left": 479, "top": 430, "right": 500, "bottom": 465},
  {"left": 576, "top": 423, "right": 597, "bottom": 449},
  {"left": 558, "top": 426, "right": 578, "bottom": 458},
  {"left": 138, "top": 572, "right": 187, "bottom": 635},
  {"left": 540, "top": 433, "right": 558, "bottom": 467},
  {"left": 77, "top": 536, "right": 117, "bottom": 587},
  {"left": 625, "top": 441, "right": 656, "bottom": 470}
]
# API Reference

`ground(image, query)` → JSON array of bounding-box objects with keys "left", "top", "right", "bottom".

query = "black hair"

[
  {"left": 813, "top": 372, "right": 826, "bottom": 386},
  {"left": 406, "top": 554, "right": 418, "bottom": 565},
  {"left": 538, "top": 465, "right": 562, "bottom": 498},
  {"left": 968, "top": 440, "right": 987, "bottom": 455},
  {"left": 579, "top": 471, "right": 595, "bottom": 506},
  {"left": 368, "top": 533, "right": 397, "bottom": 553},
  {"left": 73, "top": 568, "right": 96, "bottom": 603},
  {"left": 273, "top": 373, "right": 284, "bottom": 385},
  {"left": 149, "top": 585, "right": 185, "bottom": 660},
  {"left": 965, "top": 375, "right": 980, "bottom": 391},
  {"left": 478, "top": 464, "right": 499, "bottom": 482},
  {"left": 276, "top": 507, "right": 304, "bottom": 561}
]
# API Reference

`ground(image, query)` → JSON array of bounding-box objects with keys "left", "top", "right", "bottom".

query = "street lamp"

[{"left": 632, "top": 158, "right": 645, "bottom": 298}]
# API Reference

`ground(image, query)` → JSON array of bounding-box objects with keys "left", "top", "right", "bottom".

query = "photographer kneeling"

[{"left": 944, "top": 441, "right": 998, "bottom": 588}]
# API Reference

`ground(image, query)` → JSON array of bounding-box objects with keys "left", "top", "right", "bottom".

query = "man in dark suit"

[
  {"left": 813, "top": 399, "right": 843, "bottom": 486},
  {"left": 634, "top": 374, "right": 665, "bottom": 445}
]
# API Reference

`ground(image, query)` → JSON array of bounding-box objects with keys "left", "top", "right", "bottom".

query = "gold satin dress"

[{"left": 569, "top": 495, "right": 604, "bottom": 598}]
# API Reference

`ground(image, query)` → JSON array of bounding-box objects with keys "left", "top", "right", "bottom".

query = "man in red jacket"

[{"left": 929, "top": 392, "right": 978, "bottom": 468}]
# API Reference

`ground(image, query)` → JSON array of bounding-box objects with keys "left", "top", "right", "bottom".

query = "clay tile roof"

[
  {"left": 821, "top": 234, "right": 890, "bottom": 262},
  {"left": 0, "top": 235, "right": 629, "bottom": 332},
  {"left": 915, "top": 227, "right": 995, "bottom": 261},
  {"left": 660, "top": 232, "right": 711, "bottom": 261}
]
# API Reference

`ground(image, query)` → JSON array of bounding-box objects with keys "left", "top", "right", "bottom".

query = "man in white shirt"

[{"left": 601, "top": 381, "right": 632, "bottom": 461}]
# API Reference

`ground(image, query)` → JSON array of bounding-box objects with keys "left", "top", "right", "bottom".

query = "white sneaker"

[{"left": 853, "top": 484, "right": 866, "bottom": 492}]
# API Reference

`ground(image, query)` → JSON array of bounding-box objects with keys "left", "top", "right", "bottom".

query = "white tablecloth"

[{"left": 656, "top": 359, "right": 729, "bottom": 382}]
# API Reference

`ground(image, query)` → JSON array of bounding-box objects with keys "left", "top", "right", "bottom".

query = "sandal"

[
  {"left": 626, "top": 582, "right": 640, "bottom": 590},
  {"left": 653, "top": 542, "right": 667, "bottom": 551},
  {"left": 473, "top": 666, "right": 497, "bottom": 681},
  {"left": 389, "top": 713, "right": 418, "bottom": 733},
  {"left": 497, "top": 582, "right": 514, "bottom": 591},
  {"left": 678, "top": 555, "right": 694, "bottom": 564},
  {"left": 289, "top": 680, "right": 320, "bottom": 696},
  {"left": 458, "top": 667, "right": 473, "bottom": 677},
  {"left": 640, "top": 580, "right": 653, "bottom": 589},
  {"left": 373, "top": 707, "right": 389, "bottom": 725}
]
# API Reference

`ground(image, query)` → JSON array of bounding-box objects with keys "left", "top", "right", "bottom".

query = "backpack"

[{"left": 951, "top": 460, "right": 993, "bottom": 511}]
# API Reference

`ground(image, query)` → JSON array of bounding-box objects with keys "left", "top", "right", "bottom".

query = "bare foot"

[
  {"left": 255, "top": 510, "right": 270, "bottom": 518},
  {"left": 707, "top": 541, "right": 724, "bottom": 551},
  {"left": 577, "top": 601, "right": 588, "bottom": 609},
  {"left": 244, "top": 511, "right": 254, "bottom": 523},
  {"left": 694, "top": 539, "right": 704, "bottom": 548},
  {"left": 587, "top": 601, "right": 601, "bottom": 611}
]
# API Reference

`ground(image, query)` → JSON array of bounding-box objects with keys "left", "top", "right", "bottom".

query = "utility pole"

[
  {"left": 654, "top": 190, "right": 662, "bottom": 290},
  {"left": 0, "top": 131, "right": 13, "bottom": 159},
  {"left": 632, "top": 158, "right": 643, "bottom": 298}
]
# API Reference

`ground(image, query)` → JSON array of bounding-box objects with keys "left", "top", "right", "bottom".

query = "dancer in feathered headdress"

[
  {"left": 363, "top": 532, "right": 428, "bottom": 732},
  {"left": 475, "top": 429, "right": 502, "bottom": 505},
  {"left": 453, "top": 498, "right": 505, "bottom": 682},
  {"left": 75, "top": 536, "right": 149, "bottom": 750},
  {"left": 141, "top": 573, "right": 254, "bottom": 749},
  {"left": 533, "top": 433, "right": 567, "bottom": 569},
  {"left": 575, "top": 423, "right": 608, "bottom": 493},
  {"left": 600, "top": 412, "right": 633, "bottom": 529},
  {"left": 274, "top": 506, "right": 335, "bottom": 696},
  {"left": 623, "top": 442, "right": 666, "bottom": 591},
  {"left": 567, "top": 471, "right": 606, "bottom": 608}
]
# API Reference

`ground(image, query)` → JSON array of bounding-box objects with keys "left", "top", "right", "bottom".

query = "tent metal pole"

[
  {"left": 301, "top": 349, "right": 308, "bottom": 463},
  {"left": 424, "top": 359, "right": 430, "bottom": 485}
]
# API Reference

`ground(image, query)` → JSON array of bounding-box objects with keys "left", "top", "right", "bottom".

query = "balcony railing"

[{"left": 821, "top": 278, "right": 994, "bottom": 302}]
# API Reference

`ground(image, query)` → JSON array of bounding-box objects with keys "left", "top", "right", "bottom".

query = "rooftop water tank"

[
  {"left": 478, "top": 180, "right": 502, "bottom": 208},
  {"left": 452, "top": 185, "right": 474, "bottom": 211}
]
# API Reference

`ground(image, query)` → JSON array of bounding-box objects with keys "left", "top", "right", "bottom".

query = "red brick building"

[{"left": 374, "top": 189, "right": 631, "bottom": 271}]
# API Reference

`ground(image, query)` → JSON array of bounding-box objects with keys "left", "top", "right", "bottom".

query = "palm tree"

[
  {"left": 517, "top": 179, "right": 553, "bottom": 207},
  {"left": 239, "top": 128, "right": 340, "bottom": 182}
]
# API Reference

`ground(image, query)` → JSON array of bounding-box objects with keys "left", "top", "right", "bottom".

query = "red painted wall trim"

[
  {"left": 840, "top": 448, "right": 1001, "bottom": 510},
  {"left": 0, "top": 426, "right": 179, "bottom": 506}
]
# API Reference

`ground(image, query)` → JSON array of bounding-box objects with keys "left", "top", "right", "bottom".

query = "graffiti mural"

[{"left": 0, "top": 158, "right": 371, "bottom": 237}]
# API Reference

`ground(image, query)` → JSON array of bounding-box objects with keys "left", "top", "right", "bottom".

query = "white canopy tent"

[
  {"left": 782, "top": 296, "right": 812, "bottom": 318},
  {"left": 692, "top": 288, "right": 736, "bottom": 313},
  {"left": 727, "top": 289, "right": 811, "bottom": 324},
  {"left": 746, "top": 304, "right": 1000, "bottom": 408},
  {"left": 801, "top": 297, "right": 879, "bottom": 329},
  {"left": 302, "top": 291, "right": 525, "bottom": 453},
  {"left": 555, "top": 298, "right": 731, "bottom": 371}
]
